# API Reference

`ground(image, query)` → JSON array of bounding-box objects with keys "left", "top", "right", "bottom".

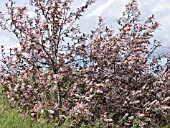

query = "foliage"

[{"left": 0, "top": 0, "right": 170, "bottom": 127}]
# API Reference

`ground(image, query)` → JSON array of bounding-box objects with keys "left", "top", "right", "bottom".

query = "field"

[{"left": 0, "top": 86, "right": 169, "bottom": 128}]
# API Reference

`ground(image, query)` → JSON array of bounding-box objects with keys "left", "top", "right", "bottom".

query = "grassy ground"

[
  {"left": 0, "top": 87, "right": 31, "bottom": 128},
  {"left": 0, "top": 87, "right": 56, "bottom": 128},
  {"left": 0, "top": 87, "right": 75, "bottom": 128},
  {"left": 0, "top": 86, "right": 169, "bottom": 128}
]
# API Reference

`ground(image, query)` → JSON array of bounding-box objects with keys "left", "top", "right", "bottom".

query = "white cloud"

[
  {"left": 88, "top": 0, "right": 116, "bottom": 17},
  {"left": 0, "top": 35, "right": 11, "bottom": 46},
  {"left": 27, "top": 11, "right": 36, "bottom": 18},
  {"left": 151, "top": 0, "right": 170, "bottom": 13},
  {"left": 0, "top": 34, "right": 19, "bottom": 49},
  {"left": 0, "top": 34, "right": 19, "bottom": 60}
]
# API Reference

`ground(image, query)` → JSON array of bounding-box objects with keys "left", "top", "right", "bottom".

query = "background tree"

[{"left": 70, "top": 1, "right": 170, "bottom": 127}]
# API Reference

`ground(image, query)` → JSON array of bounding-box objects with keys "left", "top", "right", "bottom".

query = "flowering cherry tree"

[
  {"left": 0, "top": 0, "right": 96, "bottom": 125},
  {"left": 0, "top": 0, "right": 169, "bottom": 127}
]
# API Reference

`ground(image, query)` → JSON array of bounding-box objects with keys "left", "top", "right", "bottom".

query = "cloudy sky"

[{"left": 0, "top": 0, "right": 169, "bottom": 55}]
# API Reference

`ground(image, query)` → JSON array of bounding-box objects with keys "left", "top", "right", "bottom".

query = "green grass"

[
  {"left": 0, "top": 87, "right": 30, "bottom": 128},
  {"left": 0, "top": 87, "right": 75, "bottom": 128},
  {"left": 0, "top": 87, "right": 55, "bottom": 128},
  {"left": 0, "top": 86, "right": 169, "bottom": 128}
]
